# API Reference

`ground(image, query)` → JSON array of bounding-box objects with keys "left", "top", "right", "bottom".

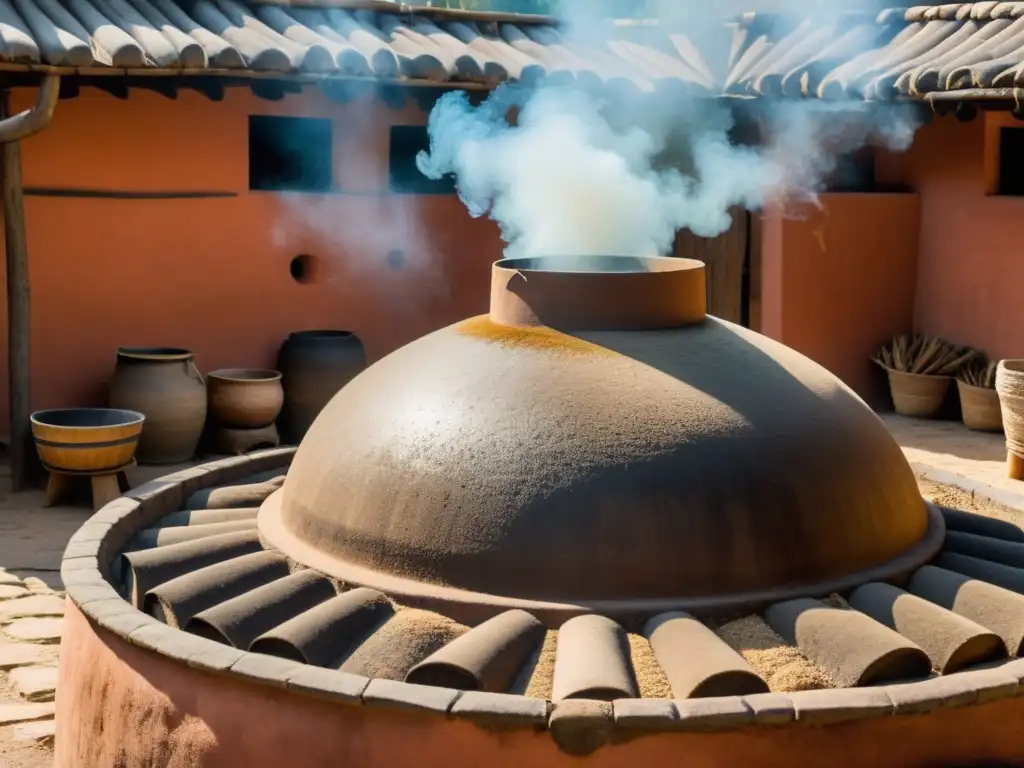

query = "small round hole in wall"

[
  {"left": 290, "top": 254, "right": 318, "bottom": 284},
  {"left": 386, "top": 249, "right": 407, "bottom": 270}
]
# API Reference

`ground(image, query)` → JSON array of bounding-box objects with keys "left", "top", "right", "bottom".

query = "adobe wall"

[
  {"left": 0, "top": 85, "right": 501, "bottom": 430},
  {"left": 6, "top": 87, "right": 1003, "bottom": 428},
  {"left": 758, "top": 112, "right": 1024, "bottom": 407},
  {"left": 759, "top": 192, "right": 921, "bottom": 406},
  {"left": 878, "top": 112, "right": 1024, "bottom": 364}
]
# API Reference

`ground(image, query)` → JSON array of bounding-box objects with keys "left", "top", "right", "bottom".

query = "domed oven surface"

[{"left": 259, "top": 256, "right": 940, "bottom": 616}]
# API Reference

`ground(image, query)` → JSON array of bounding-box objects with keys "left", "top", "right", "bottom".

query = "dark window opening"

[
  {"left": 389, "top": 125, "right": 457, "bottom": 195},
  {"left": 825, "top": 149, "right": 876, "bottom": 192},
  {"left": 249, "top": 116, "right": 332, "bottom": 193},
  {"left": 998, "top": 127, "right": 1024, "bottom": 196}
]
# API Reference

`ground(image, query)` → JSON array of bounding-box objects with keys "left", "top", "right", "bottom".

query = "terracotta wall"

[
  {"left": 760, "top": 112, "right": 1024, "bottom": 406},
  {"left": 877, "top": 112, "right": 1024, "bottom": 362},
  {"left": 760, "top": 192, "right": 921, "bottom": 405},
  {"left": 0, "top": 86, "right": 503, "bottom": 430},
  {"left": 5, "top": 86, "right": 1009, "bottom": 428}
]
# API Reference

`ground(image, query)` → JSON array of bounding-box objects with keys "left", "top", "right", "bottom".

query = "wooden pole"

[
  {"left": 1, "top": 90, "right": 31, "bottom": 492},
  {"left": 0, "top": 77, "right": 60, "bottom": 492}
]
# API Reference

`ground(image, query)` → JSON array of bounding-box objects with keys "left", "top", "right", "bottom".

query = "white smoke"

[
  {"left": 277, "top": 88, "right": 449, "bottom": 312},
  {"left": 416, "top": 2, "right": 921, "bottom": 260}
]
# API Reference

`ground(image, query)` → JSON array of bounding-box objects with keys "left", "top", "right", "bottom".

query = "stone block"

[
  {"left": 0, "top": 702, "right": 54, "bottom": 725},
  {"left": 451, "top": 691, "right": 549, "bottom": 728},
  {"left": 0, "top": 585, "right": 29, "bottom": 600},
  {"left": 362, "top": 678, "right": 460, "bottom": 714},
  {"left": 0, "top": 595, "right": 65, "bottom": 621},
  {"left": 8, "top": 666, "right": 58, "bottom": 702},
  {"left": 672, "top": 696, "right": 754, "bottom": 730},
  {"left": 286, "top": 666, "right": 370, "bottom": 705},
  {"left": 2, "top": 717, "right": 56, "bottom": 747},
  {"left": 744, "top": 692, "right": 795, "bottom": 725},
  {"left": 886, "top": 675, "right": 978, "bottom": 715},
  {"left": 229, "top": 652, "right": 306, "bottom": 689},
  {"left": 0, "top": 642, "right": 58, "bottom": 671},
  {"left": 612, "top": 698, "right": 677, "bottom": 730},
  {"left": 3, "top": 618, "right": 62, "bottom": 643},
  {"left": 793, "top": 686, "right": 893, "bottom": 725}
]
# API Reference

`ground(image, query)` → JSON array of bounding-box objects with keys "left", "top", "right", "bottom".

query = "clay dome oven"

[{"left": 259, "top": 255, "right": 942, "bottom": 620}]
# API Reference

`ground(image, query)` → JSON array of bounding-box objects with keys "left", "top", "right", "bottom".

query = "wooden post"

[
  {"left": 1, "top": 91, "right": 30, "bottom": 491},
  {"left": 0, "top": 77, "right": 60, "bottom": 492}
]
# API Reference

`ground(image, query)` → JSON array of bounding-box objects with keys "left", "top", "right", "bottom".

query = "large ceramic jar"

[
  {"left": 276, "top": 331, "right": 366, "bottom": 444},
  {"left": 108, "top": 347, "right": 207, "bottom": 465}
]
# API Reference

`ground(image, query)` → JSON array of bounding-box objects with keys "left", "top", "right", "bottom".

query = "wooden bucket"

[
  {"left": 30, "top": 408, "right": 145, "bottom": 473},
  {"left": 957, "top": 380, "right": 1003, "bottom": 432},
  {"left": 886, "top": 370, "right": 951, "bottom": 418}
]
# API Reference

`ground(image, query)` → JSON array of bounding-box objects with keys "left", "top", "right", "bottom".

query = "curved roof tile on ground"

[{"left": 0, "top": 0, "right": 1019, "bottom": 101}]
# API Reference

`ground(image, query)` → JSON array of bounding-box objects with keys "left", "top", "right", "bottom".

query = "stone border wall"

[{"left": 59, "top": 448, "right": 1024, "bottom": 755}]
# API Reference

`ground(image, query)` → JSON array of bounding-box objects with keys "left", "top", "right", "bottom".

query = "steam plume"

[{"left": 416, "top": 1, "right": 921, "bottom": 261}]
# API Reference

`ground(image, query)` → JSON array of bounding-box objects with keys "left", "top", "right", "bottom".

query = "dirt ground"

[
  {"left": 3, "top": 474, "right": 1020, "bottom": 768},
  {"left": 3, "top": 741, "right": 52, "bottom": 768},
  {"left": 917, "top": 473, "right": 1024, "bottom": 529}
]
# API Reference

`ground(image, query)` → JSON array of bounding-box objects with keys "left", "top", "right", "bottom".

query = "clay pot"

[
  {"left": 276, "top": 331, "right": 366, "bottom": 444},
  {"left": 30, "top": 407, "right": 144, "bottom": 473},
  {"left": 208, "top": 369, "right": 284, "bottom": 429},
  {"left": 957, "top": 380, "right": 1003, "bottom": 433},
  {"left": 885, "top": 369, "right": 951, "bottom": 419},
  {"left": 997, "top": 360, "right": 1024, "bottom": 459},
  {"left": 109, "top": 348, "right": 207, "bottom": 465}
]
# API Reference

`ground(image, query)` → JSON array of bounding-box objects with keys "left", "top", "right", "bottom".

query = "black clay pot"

[{"left": 276, "top": 331, "right": 366, "bottom": 444}]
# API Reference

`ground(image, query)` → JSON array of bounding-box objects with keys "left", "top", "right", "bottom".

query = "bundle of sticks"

[
  {"left": 958, "top": 358, "right": 998, "bottom": 389},
  {"left": 872, "top": 334, "right": 981, "bottom": 376}
]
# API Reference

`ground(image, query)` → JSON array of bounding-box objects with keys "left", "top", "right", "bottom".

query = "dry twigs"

[
  {"left": 958, "top": 357, "right": 998, "bottom": 389},
  {"left": 872, "top": 334, "right": 980, "bottom": 377}
]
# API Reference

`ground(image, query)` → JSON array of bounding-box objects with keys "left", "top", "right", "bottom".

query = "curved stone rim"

[
  {"left": 59, "top": 450, "right": 1024, "bottom": 747},
  {"left": 258, "top": 488, "right": 948, "bottom": 624}
]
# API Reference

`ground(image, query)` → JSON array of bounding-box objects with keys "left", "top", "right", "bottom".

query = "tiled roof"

[
  {"left": 0, "top": 0, "right": 1019, "bottom": 104},
  {"left": 0, "top": 0, "right": 717, "bottom": 89},
  {"left": 731, "top": 4, "right": 1024, "bottom": 99}
]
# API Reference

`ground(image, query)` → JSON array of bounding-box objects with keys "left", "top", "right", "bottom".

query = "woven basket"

[
  {"left": 886, "top": 369, "right": 951, "bottom": 418},
  {"left": 997, "top": 360, "right": 1024, "bottom": 457},
  {"left": 957, "top": 380, "right": 1003, "bottom": 432}
]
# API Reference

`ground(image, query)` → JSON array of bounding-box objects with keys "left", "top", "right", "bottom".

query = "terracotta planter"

[
  {"left": 885, "top": 369, "right": 951, "bottom": 419},
  {"left": 208, "top": 369, "right": 284, "bottom": 429},
  {"left": 30, "top": 407, "right": 144, "bottom": 473},
  {"left": 276, "top": 330, "right": 366, "bottom": 444},
  {"left": 997, "top": 360, "right": 1024, "bottom": 460},
  {"left": 108, "top": 347, "right": 207, "bottom": 465},
  {"left": 957, "top": 380, "right": 1003, "bottom": 433}
]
